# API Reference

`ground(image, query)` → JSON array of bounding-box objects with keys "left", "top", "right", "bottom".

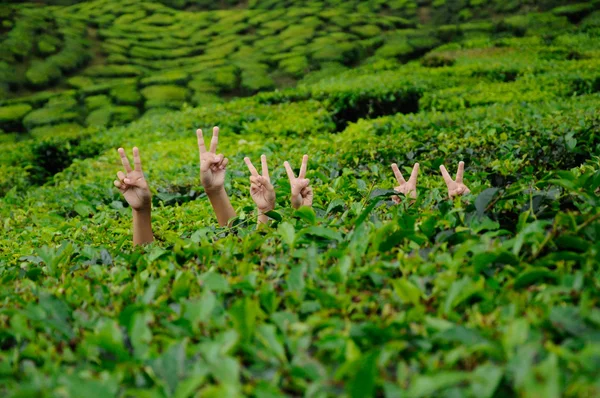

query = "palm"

[
  {"left": 251, "top": 185, "right": 275, "bottom": 210},
  {"left": 201, "top": 153, "right": 226, "bottom": 190},
  {"left": 121, "top": 171, "right": 150, "bottom": 210},
  {"left": 447, "top": 181, "right": 469, "bottom": 197},
  {"left": 245, "top": 155, "right": 276, "bottom": 213}
]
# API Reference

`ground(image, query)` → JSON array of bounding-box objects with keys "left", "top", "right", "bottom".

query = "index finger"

[
  {"left": 196, "top": 129, "right": 206, "bottom": 154},
  {"left": 261, "top": 154, "right": 269, "bottom": 179},
  {"left": 118, "top": 148, "right": 132, "bottom": 173},
  {"left": 209, "top": 126, "right": 219, "bottom": 153},
  {"left": 299, "top": 154, "right": 308, "bottom": 179},
  {"left": 409, "top": 163, "right": 419, "bottom": 184},
  {"left": 244, "top": 157, "right": 259, "bottom": 176},
  {"left": 440, "top": 165, "right": 453, "bottom": 185},
  {"left": 284, "top": 161, "right": 295, "bottom": 181},
  {"left": 391, "top": 163, "right": 406, "bottom": 184},
  {"left": 456, "top": 161, "right": 465, "bottom": 183},
  {"left": 133, "top": 147, "right": 142, "bottom": 172}
]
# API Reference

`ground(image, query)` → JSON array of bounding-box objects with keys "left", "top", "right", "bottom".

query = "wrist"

[
  {"left": 205, "top": 186, "right": 226, "bottom": 195},
  {"left": 133, "top": 207, "right": 151, "bottom": 215},
  {"left": 258, "top": 206, "right": 274, "bottom": 214}
]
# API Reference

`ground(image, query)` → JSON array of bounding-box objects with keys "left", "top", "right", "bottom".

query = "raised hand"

[
  {"left": 114, "top": 147, "right": 153, "bottom": 245},
  {"left": 114, "top": 147, "right": 152, "bottom": 212},
  {"left": 391, "top": 162, "right": 419, "bottom": 203},
  {"left": 284, "top": 154, "right": 313, "bottom": 208},
  {"left": 245, "top": 155, "right": 276, "bottom": 216},
  {"left": 197, "top": 126, "right": 229, "bottom": 193},
  {"left": 440, "top": 161, "right": 471, "bottom": 199}
]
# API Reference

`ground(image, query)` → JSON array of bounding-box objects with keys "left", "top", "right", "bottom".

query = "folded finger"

[
  {"left": 259, "top": 175, "right": 273, "bottom": 190},
  {"left": 212, "top": 153, "right": 224, "bottom": 164},
  {"left": 220, "top": 157, "right": 229, "bottom": 169},
  {"left": 117, "top": 171, "right": 126, "bottom": 182},
  {"left": 114, "top": 180, "right": 122, "bottom": 188}
]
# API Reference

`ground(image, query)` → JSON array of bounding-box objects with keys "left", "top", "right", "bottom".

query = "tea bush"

[{"left": 1, "top": 1, "right": 600, "bottom": 397}]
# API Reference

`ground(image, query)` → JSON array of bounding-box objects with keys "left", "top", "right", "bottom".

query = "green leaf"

[
  {"left": 347, "top": 350, "right": 379, "bottom": 398},
  {"left": 471, "top": 363, "right": 503, "bottom": 398},
  {"left": 201, "top": 271, "right": 230, "bottom": 292},
  {"left": 407, "top": 371, "right": 470, "bottom": 398},
  {"left": 278, "top": 222, "right": 295, "bottom": 247},
  {"left": 514, "top": 267, "right": 556, "bottom": 288},
  {"left": 326, "top": 198, "right": 346, "bottom": 214},
  {"left": 265, "top": 210, "right": 282, "bottom": 222},
  {"left": 475, "top": 188, "right": 500, "bottom": 216},
  {"left": 293, "top": 206, "right": 317, "bottom": 225},
  {"left": 392, "top": 279, "right": 422, "bottom": 306},
  {"left": 443, "top": 276, "right": 484, "bottom": 314},
  {"left": 228, "top": 297, "right": 259, "bottom": 344},
  {"left": 150, "top": 340, "right": 187, "bottom": 396},
  {"left": 287, "top": 264, "right": 305, "bottom": 294},
  {"left": 172, "top": 271, "right": 193, "bottom": 300},
  {"left": 300, "top": 226, "right": 342, "bottom": 242},
  {"left": 256, "top": 324, "right": 287, "bottom": 363}
]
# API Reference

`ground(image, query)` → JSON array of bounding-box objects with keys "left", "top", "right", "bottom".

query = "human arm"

[
  {"left": 244, "top": 155, "right": 276, "bottom": 225},
  {"left": 284, "top": 154, "right": 313, "bottom": 209},
  {"left": 114, "top": 147, "right": 154, "bottom": 246},
  {"left": 197, "top": 126, "right": 236, "bottom": 226}
]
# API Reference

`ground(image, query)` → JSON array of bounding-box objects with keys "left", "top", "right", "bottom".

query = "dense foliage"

[{"left": 1, "top": 0, "right": 600, "bottom": 397}]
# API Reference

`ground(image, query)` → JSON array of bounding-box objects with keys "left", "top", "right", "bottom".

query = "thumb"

[{"left": 297, "top": 178, "right": 310, "bottom": 189}]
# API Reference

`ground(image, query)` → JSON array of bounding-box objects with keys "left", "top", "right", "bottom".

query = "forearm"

[
  {"left": 133, "top": 209, "right": 154, "bottom": 246},
  {"left": 206, "top": 188, "right": 236, "bottom": 227}
]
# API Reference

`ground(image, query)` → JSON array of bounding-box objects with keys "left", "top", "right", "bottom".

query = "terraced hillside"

[
  {"left": 1, "top": 0, "right": 600, "bottom": 397},
  {"left": 2, "top": 0, "right": 599, "bottom": 135}
]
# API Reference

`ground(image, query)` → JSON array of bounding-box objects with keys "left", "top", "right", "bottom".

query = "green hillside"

[{"left": 1, "top": 0, "right": 600, "bottom": 396}]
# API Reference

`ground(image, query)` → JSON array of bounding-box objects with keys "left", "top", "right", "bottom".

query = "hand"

[
  {"left": 114, "top": 147, "right": 152, "bottom": 212},
  {"left": 440, "top": 161, "right": 471, "bottom": 199},
  {"left": 197, "top": 126, "right": 229, "bottom": 193},
  {"left": 284, "top": 154, "right": 313, "bottom": 208},
  {"left": 391, "top": 162, "right": 419, "bottom": 203},
  {"left": 245, "top": 155, "right": 276, "bottom": 213}
]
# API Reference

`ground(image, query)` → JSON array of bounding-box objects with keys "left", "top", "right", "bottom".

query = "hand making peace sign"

[
  {"left": 114, "top": 147, "right": 152, "bottom": 212},
  {"left": 197, "top": 126, "right": 229, "bottom": 193},
  {"left": 284, "top": 154, "right": 313, "bottom": 208},
  {"left": 391, "top": 162, "right": 419, "bottom": 202},
  {"left": 244, "top": 155, "right": 276, "bottom": 214},
  {"left": 440, "top": 161, "right": 471, "bottom": 199}
]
